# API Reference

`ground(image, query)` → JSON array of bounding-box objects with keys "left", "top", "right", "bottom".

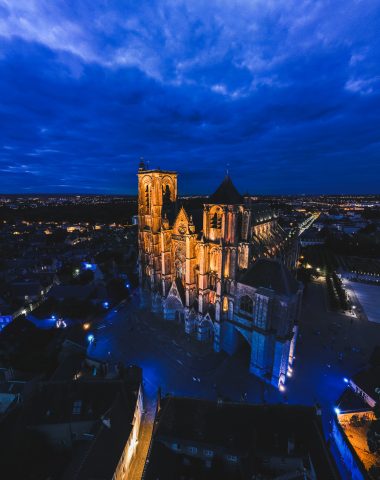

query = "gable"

[
  {"left": 172, "top": 207, "right": 190, "bottom": 235},
  {"left": 165, "top": 279, "right": 185, "bottom": 306}
]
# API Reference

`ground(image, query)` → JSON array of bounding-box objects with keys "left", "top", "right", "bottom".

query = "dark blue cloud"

[{"left": 0, "top": 0, "right": 379, "bottom": 194}]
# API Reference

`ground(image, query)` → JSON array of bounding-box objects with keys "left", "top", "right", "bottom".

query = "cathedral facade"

[{"left": 137, "top": 161, "right": 302, "bottom": 389}]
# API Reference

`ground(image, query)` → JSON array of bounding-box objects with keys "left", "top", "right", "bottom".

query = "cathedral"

[{"left": 137, "top": 161, "right": 302, "bottom": 389}]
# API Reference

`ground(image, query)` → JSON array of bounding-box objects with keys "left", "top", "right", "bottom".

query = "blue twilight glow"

[{"left": 0, "top": 1, "right": 379, "bottom": 194}]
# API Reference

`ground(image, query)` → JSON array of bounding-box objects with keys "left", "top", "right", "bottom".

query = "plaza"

[
  {"left": 343, "top": 280, "right": 380, "bottom": 324},
  {"left": 89, "top": 276, "right": 379, "bottom": 438}
]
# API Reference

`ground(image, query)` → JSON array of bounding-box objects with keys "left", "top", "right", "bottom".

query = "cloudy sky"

[{"left": 0, "top": 0, "right": 379, "bottom": 194}]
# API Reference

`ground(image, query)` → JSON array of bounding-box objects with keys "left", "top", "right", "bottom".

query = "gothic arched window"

[
  {"left": 211, "top": 212, "right": 222, "bottom": 229},
  {"left": 240, "top": 295, "right": 253, "bottom": 315},
  {"left": 175, "top": 261, "right": 183, "bottom": 279},
  {"left": 145, "top": 185, "right": 150, "bottom": 209},
  {"left": 163, "top": 184, "right": 171, "bottom": 206}
]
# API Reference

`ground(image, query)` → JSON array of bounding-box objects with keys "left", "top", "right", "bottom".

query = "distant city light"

[
  {"left": 83, "top": 262, "right": 95, "bottom": 271},
  {"left": 103, "top": 301, "right": 109, "bottom": 309},
  {"left": 343, "top": 377, "right": 349, "bottom": 383},
  {"left": 334, "top": 407, "right": 341, "bottom": 415},
  {"left": 83, "top": 323, "right": 91, "bottom": 331},
  {"left": 125, "top": 283, "right": 130, "bottom": 288},
  {"left": 87, "top": 334, "right": 95, "bottom": 344},
  {"left": 279, "top": 383, "right": 285, "bottom": 392}
]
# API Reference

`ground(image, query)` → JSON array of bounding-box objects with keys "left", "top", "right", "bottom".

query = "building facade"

[{"left": 137, "top": 161, "right": 302, "bottom": 388}]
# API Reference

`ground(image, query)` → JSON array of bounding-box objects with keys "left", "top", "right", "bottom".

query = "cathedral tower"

[{"left": 137, "top": 160, "right": 177, "bottom": 290}]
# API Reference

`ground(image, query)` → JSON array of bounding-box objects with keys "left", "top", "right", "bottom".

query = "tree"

[{"left": 367, "top": 389, "right": 380, "bottom": 454}]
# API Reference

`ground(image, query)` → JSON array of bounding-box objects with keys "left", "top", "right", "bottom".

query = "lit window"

[
  {"left": 204, "top": 449, "right": 213, "bottom": 457},
  {"left": 223, "top": 296, "right": 228, "bottom": 312},
  {"left": 188, "top": 446, "right": 197, "bottom": 454}
]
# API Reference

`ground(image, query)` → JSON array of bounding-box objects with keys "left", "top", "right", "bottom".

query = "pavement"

[
  {"left": 343, "top": 279, "right": 380, "bottom": 324},
  {"left": 87, "top": 279, "right": 380, "bottom": 477}
]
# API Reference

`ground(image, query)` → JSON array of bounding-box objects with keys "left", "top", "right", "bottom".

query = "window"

[
  {"left": 226, "top": 454, "right": 238, "bottom": 462},
  {"left": 145, "top": 185, "right": 150, "bottom": 209},
  {"left": 222, "top": 296, "right": 228, "bottom": 312},
  {"left": 204, "top": 449, "right": 214, "bottom": 457},
  {"left": 188, "top": 446, "right": 198, "bottom": 454},
  {"left": 240, "top": 295, "right": 253, "bottom": 315},
  {"left": 209, "top": 274, "right": 216, "bottom": 289},
  {"left": 162, "top": 184, "right": 171, "bottom": 205},
  {"left": 72, "top": 400, "right": 82, "bottom": 415},
  {"left": 211, "top": 212, "right": 222, "bottom": 229}
]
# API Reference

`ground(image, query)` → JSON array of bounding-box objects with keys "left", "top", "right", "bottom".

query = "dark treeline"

[{"left": 0, "top": 200, "right": 137, "bottom": 224}]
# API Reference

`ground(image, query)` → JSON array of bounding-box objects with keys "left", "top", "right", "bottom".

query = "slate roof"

[
  {"left": 352, "top": 366, "right": 380, "bottom": 400},
  {"left": 175, "top": 278, "right": 186, "bottom": 305},
  {"left": 208, "top": 175, "right": 244, "bottom": 205},
  {"left": 144, "top": 397, "right": 340, "bottom": 480},
  {"left": 239, "top": 259, "right": 300, "bottom": 295},
  {"left": 49, "top": 284, "right": 93, "bottom": 301},
  {"left": 63, "top": 394, "right": 133, "bottom": 480}
]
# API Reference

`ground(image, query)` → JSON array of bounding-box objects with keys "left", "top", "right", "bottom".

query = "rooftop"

[
  {"left": 144, "top": 397, "right": 339, "bottom": 480},
  {"left": 352, "top": 366, "right": 380, "bottom": 401},
  {"left": 239, "top": 258, "right": 300, "bottom": 295},
  {"left": 208, "top": 175, "right": 244, "bottom": 205}
]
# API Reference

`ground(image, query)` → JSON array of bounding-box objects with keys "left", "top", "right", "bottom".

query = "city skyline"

[{"left": 1, "top": 1, "right": 380, "bottom": 194}]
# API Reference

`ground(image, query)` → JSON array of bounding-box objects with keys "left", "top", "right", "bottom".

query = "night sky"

[{"left": 0, "top": 1, "right": 379, "bottom": 195}]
